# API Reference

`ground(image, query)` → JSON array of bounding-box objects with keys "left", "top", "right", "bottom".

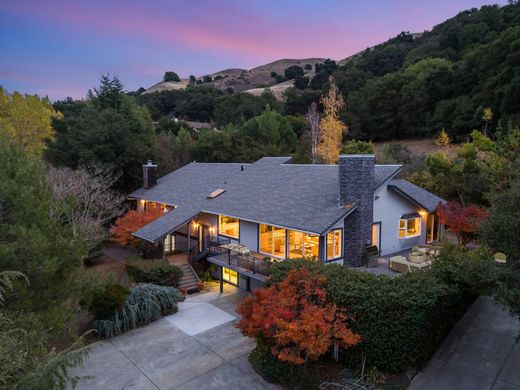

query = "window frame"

[
  {"left": 259, "top": 223, "right": 286, "bottom": 259},
  {"left": 398, "top": 217, "right": 421, "bottom": 238},
  {"left": 326, "top": 228, "right": 343, "bottom": 260},
  {"left": 287, "top": 230, "right": 320, "bottom": 260},
  {"left": 218, "top": 215, "right": 240, "bottom": 239}
]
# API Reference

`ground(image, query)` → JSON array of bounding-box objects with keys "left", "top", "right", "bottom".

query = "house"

[{"left": 128, "top": 155, "right": 445, "bottom": 291}]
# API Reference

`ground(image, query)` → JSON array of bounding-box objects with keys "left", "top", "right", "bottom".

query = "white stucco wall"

[{"left": 373, "top": 184, "right": 428, "bottom": 256}]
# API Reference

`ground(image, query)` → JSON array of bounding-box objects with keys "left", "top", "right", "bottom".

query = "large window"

[
  {"left": 399, "top": 217, "right": 421, "bottom": 238},
  {"left": 288, "top": 231, "right": 319, "bottom": 259},
  {"left": 223, "top": 267, "right": 238, "bottom": 285},
  {"left": 259, "top": 224, "right": 286, "bottom": 258},
  {"left": 219, "top": 215, "right": 239, "bottom": 239},
  {"left": 327, "top": 229, "right": 342, "bottom": 260}
]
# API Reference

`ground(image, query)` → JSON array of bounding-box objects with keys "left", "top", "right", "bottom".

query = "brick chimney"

[
  {"left": 142, "top": 160, "right": 157, "bottom": 189},
  {"left": 338, "top": 154, "right": 375, "bottom": 267}
]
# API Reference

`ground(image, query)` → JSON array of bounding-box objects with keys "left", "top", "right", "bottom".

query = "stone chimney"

[
  {"left": 338, "top": 154, "right": 375, "bottom": 267},
  {"left": 142, "top": 160, "right": 157, "bottom": 189}
]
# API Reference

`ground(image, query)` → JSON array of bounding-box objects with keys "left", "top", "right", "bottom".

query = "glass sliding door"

[
  {"left": 164, "top": 234, "right": 175, "bottom": 255},
  {"left": 259, "top": 224, "right": 286, "bottom": 258},
  {"left": 426, "top": 214, "right": 440, "bottom": 243}
]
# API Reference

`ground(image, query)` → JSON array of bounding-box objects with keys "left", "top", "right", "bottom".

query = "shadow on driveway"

[{"left": 409, "top": 297, "right": 520, "bottom": 390}]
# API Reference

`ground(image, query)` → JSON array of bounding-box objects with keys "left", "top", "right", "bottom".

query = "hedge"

[
  {"left": 268, "top": 259, "right": 475, "bottom": 372},
  {"left": 126, "top": 259, "right": 183, "bottom": 287},
  {"left": 92, "top": 283, "right": 184, "bottom": 338}
]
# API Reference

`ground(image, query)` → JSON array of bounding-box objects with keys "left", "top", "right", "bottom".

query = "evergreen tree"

[{"left": 46, "top": 75, "right": 157, "bottom": 193}]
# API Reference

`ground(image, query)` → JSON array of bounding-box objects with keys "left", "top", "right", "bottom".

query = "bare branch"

[
  {"left": 47, "top": 165, "right": 125, "bottom": 253},
  {"left": 306, "top": 102, "right": 321, "bottom": 164}
]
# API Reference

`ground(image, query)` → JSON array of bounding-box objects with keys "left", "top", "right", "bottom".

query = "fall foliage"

[
  {"left": 436, "top": 201, "right": 489, "bottom": 246},
  {"left": 317, "top": 77, "right": 346, "bottom": 164},
  {"left": 111, "top": 208, "right": 163, "bottom": 247},
  {"left": 0, "top": 87, "right": 61, "bottom": 157},
  {"left": 236, "top": 267, "right": 360, "bottom": 365}
]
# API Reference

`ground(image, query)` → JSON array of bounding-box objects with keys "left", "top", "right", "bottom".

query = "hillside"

[
  {"left": 144, "top": 58, "right": 325, "bottom": 95},
  {"left": 139, "top": 2, "right": 520, "bottom": 144}
]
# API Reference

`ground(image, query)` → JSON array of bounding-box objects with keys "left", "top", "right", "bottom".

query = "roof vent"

[{"left": 208, "top": 188, "right": 226, "bottom": 199}]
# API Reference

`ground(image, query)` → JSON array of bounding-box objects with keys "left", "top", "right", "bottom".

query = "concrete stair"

[{"left": 177, "top": 263, "right": 201, "bottom": 293}]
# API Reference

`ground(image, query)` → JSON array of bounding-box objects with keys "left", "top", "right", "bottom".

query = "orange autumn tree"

[
  {"left": 111, "top": 208, "right": 163, "bottom": 247},
  {"left": 236, "top": 267, "right": 360, "bottom": 364}
]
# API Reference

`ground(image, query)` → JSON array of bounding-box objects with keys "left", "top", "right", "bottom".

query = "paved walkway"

[
  {"left": 409, "top": 297, "right": 520, "bottom": 390},
  {"left": 72, "top": 284, "right": 279, "bottom": 389}
]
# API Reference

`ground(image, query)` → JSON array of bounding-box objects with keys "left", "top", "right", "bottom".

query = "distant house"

[
  {"left": 171, "top": 117, "right": 214, "bottom": 132},
  {"left": 183, "top": 120, "right": 213, "bottom": 132},
  {"left": 128, "top": 155, "right": 444, "bottom": 291}
]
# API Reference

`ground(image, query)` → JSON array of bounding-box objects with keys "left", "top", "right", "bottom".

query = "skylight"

[{"left": 208, "top": 188, "right": 226, "bottom": 199}]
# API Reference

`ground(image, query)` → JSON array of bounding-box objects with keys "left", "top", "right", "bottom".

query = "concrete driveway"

[
  {"left": 409, "top": 297, "right": 520, "bottom": 390},
  {"left": 73, "top": 284, "right": 279, "bottom": 390}
]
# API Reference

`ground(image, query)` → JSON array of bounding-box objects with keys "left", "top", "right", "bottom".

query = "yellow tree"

[
  {"left": 317, "top": 77, "right": 346, "bottom": 164},
  {"left": 435, "top": 128, "right": 451, "bottom": 156},
  {"left": 0, "top": 88, "right": 61, "bottom": 157},
  {"left": 482, "top": 107, "right": 493, "bottom": 136}
]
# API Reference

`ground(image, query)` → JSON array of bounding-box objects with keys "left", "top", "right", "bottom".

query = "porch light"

[{"left": 419, "top": 210, "right": 427, "bottom": 217}]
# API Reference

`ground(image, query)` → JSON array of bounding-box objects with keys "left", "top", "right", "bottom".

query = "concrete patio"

[
  {"left": 71, "top": 284, "right": 279, "bottom": 389},
  {"left": 409, "top": 297, "right": 520, "bottom": 390}
]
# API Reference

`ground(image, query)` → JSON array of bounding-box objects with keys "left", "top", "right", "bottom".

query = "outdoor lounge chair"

[
  {"left": 390, "top": 255, "right": 431, "bottom": 273},
  {"left": 389, "top": 256, "right": 410, "bottom": 273}
]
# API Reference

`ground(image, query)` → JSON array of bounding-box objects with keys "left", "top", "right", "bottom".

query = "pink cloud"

[{"left": 0, "top": 0, "right": 355, "bottom": 62}]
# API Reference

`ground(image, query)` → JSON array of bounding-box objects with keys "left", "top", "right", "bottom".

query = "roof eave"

[
  {"left": 374, "top": 165, "right": 403, "bottom": 190},
  {"left": 387, "top": 185, "right": 439, "bottom": 213},
  {"left": 319, "top": 203, "right": 358, "bottom": 235}
]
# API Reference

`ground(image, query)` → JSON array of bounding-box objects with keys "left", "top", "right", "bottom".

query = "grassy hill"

[{"left": 140, "top": 2, "right": 520, "bottom": 143}]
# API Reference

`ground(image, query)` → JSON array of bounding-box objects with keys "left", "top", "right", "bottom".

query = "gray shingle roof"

[
  {"left": 388, "top": 179, "right": 446, "bottom": 213},
  {"left": 131, "top": 157, "right": 402, "bottom": 243}
]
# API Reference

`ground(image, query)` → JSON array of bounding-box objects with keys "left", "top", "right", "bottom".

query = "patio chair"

[{"left": 494, "top": 252, "right": 507, "bottom": 264}]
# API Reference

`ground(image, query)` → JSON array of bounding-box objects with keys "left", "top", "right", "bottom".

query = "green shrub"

[
  {"left": 249, "top": 339, "right": 309, "bottom": 387},
  {"left": 92, "top": 283, "right": 184, "bottom": 338},
  {"left": 126, "top": 259, "right": 183, "bottom": 287},
  {"left": 268, "top": 260, "right": 475, "bottom": 373},
  {"left": 431, "top": 244, "right": 497, "bottom": 295},
  {"left": 89, "top": 283, "right": 129, "bottom": 319}
]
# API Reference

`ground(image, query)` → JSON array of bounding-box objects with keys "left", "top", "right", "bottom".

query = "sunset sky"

[{"left": 0, "top": 0, "right": 507, "bottom": 100}]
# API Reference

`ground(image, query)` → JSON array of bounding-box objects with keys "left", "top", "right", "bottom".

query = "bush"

[
  {"left": 126, "top": 259, "right": 183, "bottom": 287},
  {"left": 481, "top": 180, "right": 520, "bottom": 262},
  {"left": 341, "top": 139, "right": 375, "bottom": 154},
  {"left": 89, "top": 283, "right": 129, "bottom": 319},
  {"left": 284, "top": 65, "right": 304, "bottom": 80},
  {"left": 249, "top": 339, "right": 308, "bottom": 386},
  {"left": 163, "top": 71, "right": 180, "bottom": 82},
  {"left": 92, "top": 283, "right": 184, "bottom": 338},
  {"left": 268, "top": 260, "right": 475, "bottom": 372}
]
